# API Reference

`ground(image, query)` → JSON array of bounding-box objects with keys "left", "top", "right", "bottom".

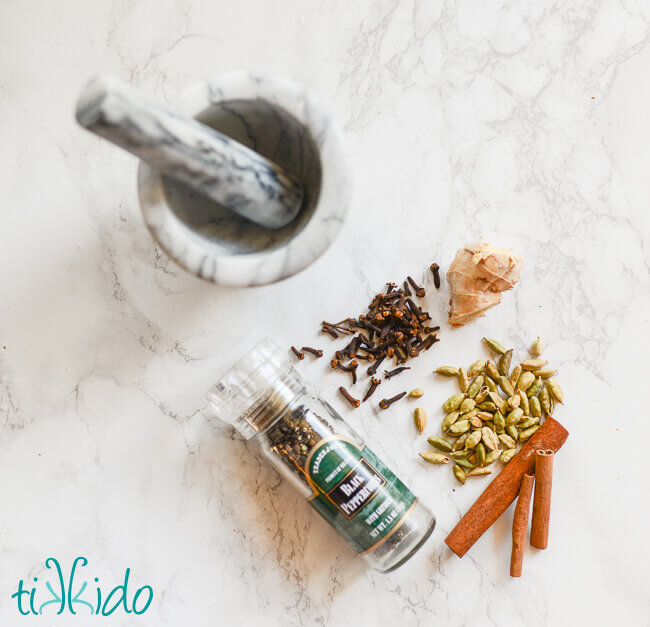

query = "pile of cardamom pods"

[{"left": 420, "top": 337, "right": 564, "bottom": 485}]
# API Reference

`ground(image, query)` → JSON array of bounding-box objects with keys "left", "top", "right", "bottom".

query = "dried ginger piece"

[{"left": 447, "top": 243, "right": 523, "bottom": 326}]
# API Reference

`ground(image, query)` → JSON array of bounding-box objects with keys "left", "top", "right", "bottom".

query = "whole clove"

[
  {"left": 430, "top": 263, "right": 441, "bottom": 289},
  {"left": 419, "top": 335, "right": 439, "bottom": 351},
  {"left": 367, "top": 354, "right": 386, "bottom": 376},
  {"left": 363, "top": 376, "right": 382, "bottom": 402},
  {"left": 318, "top": 277, "right": 440, "bottom": 390},
  {"left": 338, "top": 359, "right": 359, "bottom": 385},
  {"left": 339, "top": 386, "right": 360, "bottom": 408},
  {"left": 407, "top": 276, "right": 425, "bottom": 298},
  {"left": 301, "top": 346, "right": 323, "bottom": 358},
  {"left": 321, "top": 324, "right": 338, "bottom": 339},
  {"left": 291, "top": 346, "right": 305, "bottom": 360},
  {"left": 321, "top": 320, "right": 353, "bottom": 337},
  {"left": 384, "top": 366, "right": 410, "bottom": 380},
  {"left": 379, "top": 392, "right": 407, "bottom": 410}
]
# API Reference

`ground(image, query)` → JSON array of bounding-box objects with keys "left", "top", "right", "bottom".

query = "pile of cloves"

[{"left": 320, "top": 277, "right": 440, "bottom": 409}]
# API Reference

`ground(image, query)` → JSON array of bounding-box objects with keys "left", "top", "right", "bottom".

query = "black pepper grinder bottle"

[{"left": 207, "top": 338, "right": 435, "bottom": 572}]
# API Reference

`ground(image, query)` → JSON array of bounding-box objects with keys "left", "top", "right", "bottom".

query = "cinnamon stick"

[
  {"left": 445, "top": 417, "right": 568, "bottom": 557},
  {"left": 510, "top": 473, "right": 534, "bottom": 577},
  {"left": 530, "top": 449, "right": 554, "bottom": 549}
]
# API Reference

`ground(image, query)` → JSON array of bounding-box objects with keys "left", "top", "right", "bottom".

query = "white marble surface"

[{"left": 0, "top": 1, "right": 648, "bottom": 625}]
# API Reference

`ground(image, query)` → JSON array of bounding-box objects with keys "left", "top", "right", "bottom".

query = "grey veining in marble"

[
  {"left": 76, "top": 75, "right": 303, "bottom": 229},
  {"left": 2, "top": 1, "right": 649, "bottom": 626}
]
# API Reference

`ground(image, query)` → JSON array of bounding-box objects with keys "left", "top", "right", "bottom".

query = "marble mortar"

[{"left": 138, "top": 72, "right": 351, "bottom": 286}]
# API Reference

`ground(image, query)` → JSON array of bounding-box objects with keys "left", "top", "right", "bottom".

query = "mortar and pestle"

[{"left": 76, "top": 73, "right": 350, "bottom": 286}]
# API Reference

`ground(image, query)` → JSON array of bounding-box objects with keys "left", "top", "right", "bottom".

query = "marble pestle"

[{"left": 75, "top": 76, "right": 304, "bottom": 229}]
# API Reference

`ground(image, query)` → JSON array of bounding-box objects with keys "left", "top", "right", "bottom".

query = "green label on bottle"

[{"left": 305, "top": 436, "right": 416, "bottom": 554}]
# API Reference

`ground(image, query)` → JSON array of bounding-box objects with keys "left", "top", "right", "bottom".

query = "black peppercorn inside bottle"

[{"left": 207, "top": 338, "right": 435, "bottom": 572}]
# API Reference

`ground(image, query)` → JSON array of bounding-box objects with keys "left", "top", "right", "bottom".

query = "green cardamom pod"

[
  {"left": 484, "top": 450, "right": 501, "bottom": 465},
  {"left": 529, "top": 395, "right": 542, "bottom": 418},
  {"left": 481, "top": 426, "right": 499, "bottom": 451},
  {"left": 486, "top": 361, "right": 501, "bottom": 382},
  {"left": 468, "top": 359, "right": 486, "bottom": 378},
  {"left": 518, "top": 416, "right": 540, "bottom": 429},
  {"left": 475, "top": 441, "right": 486, "bottom": 465},
  {"left": 484, "top": 376, "right": 498, "bottom": 392},
  {"left": 520, "top": 358, "right": 547, "bottom": 371},
  {"left": 494, "top": 410, "right": 506, "bottom": 434},
  {"left": 435, "top": 366, "right": 459, "bottom": 376},
  {"left": 505, "top": 408, "right": 524, "bottom": 426},
  {"left": 530, "top": 337, "right": 543, "bottom": 357},
  {"left": 414, "top": 408, "right": 427, "bottom": 434},
  {"left": 505, "top": 424, "right": 519, "bottom": 442},
  {"left": 509, "top": 364, "right": 522, "bottom": 387},
  {"left": 419, "top": 451, "right": 450, "bottom": 464},
  {"left": 450, "top": 449, "right": 470, "bottom": 458},
  {"left": 518, "top": 425, "right": 539, "bottom": 442},
  {"left": 467, "top": 466, "right": 493, "bottom": 477},
  {"left": 457, "top": 367, "right": 469, "bottom": 392},
  {"left": 478, "top": 401, "right": 497, "bottom": 412},
  {"left": 500, "top": 448, "right": 517, "bottom": 464},
  {"left": 527, "top": 376, "right": 543, "bottom": 398},
  {"left": 534, "top": 367, "right": 557, "bottom": 379},
  {"left": 547, "top": 378, "right": 564, "bottom": 404},
  {"left": 448, "top": 419, "right": 470, "bottom": 435},
  {"left": 452, "top": 432, "right": 470, "bottom": 450},
  {"left": 540, "top": 386, "right": 551, "bottom": 414},
  {"left": 507, "top": 395, "right": 520, "bottom": 410},
  {"left": 517, "top": 390, "right": 530, "bottom": 415},
  {"left": 453, "top": 464, "right": 467, "bottom": 484},
  {"left": 427, "top": 435, "right": 452, "bottom": 452},
  {"left": 459, "top": 408, "right": 479, "bottom": 420},
  {"left": 483, "top": 337, "right": 506, "bottom": 355},
  {"left": 459, "top": 398, "right": 476, "bottom": 414},
  {"left": 441, "top": 410, "right": 460, "bottom": 432},
  {"left": 498, "top": 433, "right": 516, "bottom": 449},
  {"left": 469, "top": 415, "right": 483, "bottom": 429},
  {"left": 474, "top": 386, "right": 489, "bottom": 404},
  {"left": 442, "top": 392, "right": 465, "bottom": 413},
  {"left": 488, "top": 391, "right": 508, "bottom": 413},
  {"left": 464, "top": 430, "right": 482, "bottom": 449},
  {"left": 516, "top": 371, "right": 535, "bottom": 391},
  {"left": 454, "top": 458, "right": 475, "bottom": 469},
  {"left": 498, "top": 349, "right": 513, "bottom": 377},
  {"left": 498, "top": 376, "right": 515, "bottom": 397},
  {"left": 467, "top": 375, "right": 484, "bottom": 399},
  {"left": 408, "top": 388, "right": 424, "bottom": 398}
]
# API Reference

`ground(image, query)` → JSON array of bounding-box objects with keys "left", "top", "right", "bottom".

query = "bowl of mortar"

[{"left": 137, "top": 72, "right": 351, "bottom": 286}]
